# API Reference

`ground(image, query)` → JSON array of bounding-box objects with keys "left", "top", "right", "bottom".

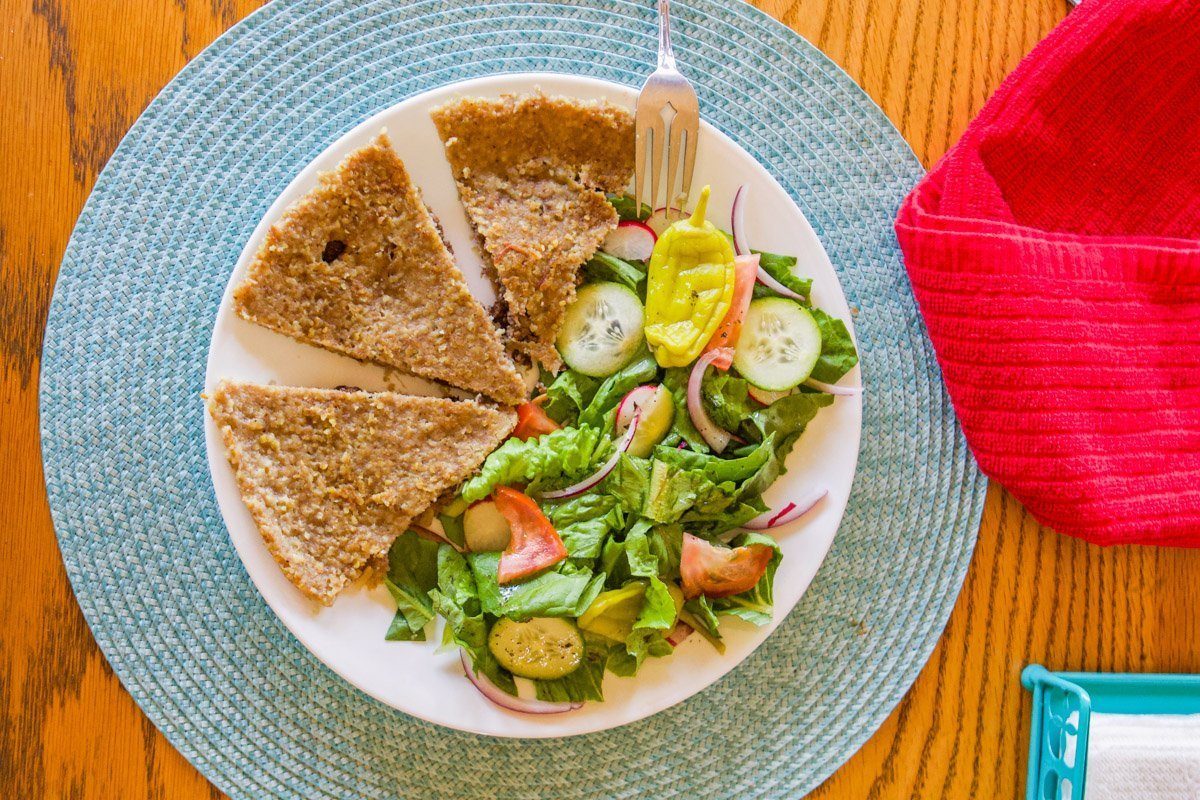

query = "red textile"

[{"left": 895, "top": 0, "right": 1200, "bottom": 546}]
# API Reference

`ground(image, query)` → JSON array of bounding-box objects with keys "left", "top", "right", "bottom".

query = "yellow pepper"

[{"left": 643, "top": 186, "right": 736, "bottom": 367}]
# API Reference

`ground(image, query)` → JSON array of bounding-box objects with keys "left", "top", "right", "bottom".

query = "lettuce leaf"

[
  {"left": 643, "top": 460, "right": 741, "bottom": 524},
  {"left": 466, "top": 551, "right": 594, "bottom": 620},
  {"left": 606, "top": 193, "right": 652, "bottom": 221},
  {"left": 382, "top": 531, "right": 440, "bottom": 641},
  {"left": 543, "top": 493, "right": 621, "bottom": 560},
  {"left": 578, "top": 351, "right": 659, "bottom": 428},
  {"left": 751, "top": 251, "right": 813, "bottom": 301},
  {"left": 534, "top": 633, "right": 612, "bottom": 702},
  {"left": 808, "top": 307, "right": 859, "bottom": 383},
  {"left": 544, "top": 370, "right": 601, "bottom": 425},
  {"left": 652, "top": 434, "right": 776, "bottom": 486},
  {"left": 600, "top": 453, "right": 651, "bottom": 513},
  {"left": 702, "top": 371, "right": 757, "bottom": 432},
  {"left": 460, "top": 425, "right": 602, "bottom": 502},
  {"left": 746, "top": 392, "right": 834, "bottom": 447},
  {"left": 661, "top": 368, "right": 711, "bottom": 452},
  {"left": 583, "top": 253, "right": 646, "bottom": 294},
  {"left": 681, "top": 597, "right": 726, "bottom": 653}
]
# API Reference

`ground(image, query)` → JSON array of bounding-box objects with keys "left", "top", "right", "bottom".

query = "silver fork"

[{"left": 635, "top": 0, "right": 699, "bottom": 218}]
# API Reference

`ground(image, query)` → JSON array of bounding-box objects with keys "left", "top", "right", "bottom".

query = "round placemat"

[{"left": 40, "top": 1, "right": 985, "bottom": 798}]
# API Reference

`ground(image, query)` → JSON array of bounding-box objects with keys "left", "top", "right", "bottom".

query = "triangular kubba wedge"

[
  {"left": 207, "top": 381, "right": 516, "bottom": 605},
  {"left": 431, "top": 93, "right": 634, "bottom": 371},
  {"left": 233, "top": 133, "right": 528, "bottom": 406}
]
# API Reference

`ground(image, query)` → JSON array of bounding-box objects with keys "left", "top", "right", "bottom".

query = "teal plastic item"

[{"left": 1022, "top": 664, "right": 1200, "bottom": 800}]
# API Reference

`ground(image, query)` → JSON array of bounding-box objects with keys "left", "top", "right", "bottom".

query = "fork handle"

[{"left": 657, "top": 0, "right": 676, "bottom": 69}]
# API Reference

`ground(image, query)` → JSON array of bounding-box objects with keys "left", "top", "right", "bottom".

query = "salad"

[{"left": 381, "top": 185, "right": 859, "bottom": 713}]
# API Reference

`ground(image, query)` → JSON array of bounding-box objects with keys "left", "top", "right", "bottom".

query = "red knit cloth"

[{"left": 895, "top": 0, "right": 1200, "bottom": 547}]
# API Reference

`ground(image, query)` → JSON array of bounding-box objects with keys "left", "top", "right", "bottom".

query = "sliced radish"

[
  {"left": 539, "top": 412, "right": 641, "bottom": 499},
  {"left": 742, "top": 489, "right": 828, "bottom": 530},
  {"left": 463, "top": 500, "right": 512, "bottom": 552},
  {"left": 646, "top": 206, "right": 684, "bottom": 236},
  {"left": 601, "top": 220, "right": 656, "bottom": 261},
  {"left": 460, "top": 651, "right": 582, "bottom": 714},
  {"left": 803, "top": 377, "right": 862, "bottom": 397},
  {"left": 687, "top": 350, "right": 735, "bottom": 453}
]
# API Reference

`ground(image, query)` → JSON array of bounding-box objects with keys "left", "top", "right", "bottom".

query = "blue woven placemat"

[{"left": 40, "top": 1, "right": 984, "bottom": 797}]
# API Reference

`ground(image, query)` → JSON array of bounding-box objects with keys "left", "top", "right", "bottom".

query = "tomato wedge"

[
  {"left": 703, "top": 253, "right": 760, "bottom": 370},
  {"left": 680, "top": 532, "right": 774, "bottom": 599},
  {"left": 513, "top": 401, "right": 560, "bottom": 441},
  {"left": 493, "top": 487, "right": 568, "bottom": 584}
]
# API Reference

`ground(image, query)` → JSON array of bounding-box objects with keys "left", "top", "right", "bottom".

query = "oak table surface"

[{"left": 4, "top": 0, "right": 1198, "bottom": 797}]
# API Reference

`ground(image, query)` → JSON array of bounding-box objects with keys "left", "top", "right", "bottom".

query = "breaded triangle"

[
  {"left": 207, "top": 381, "right": 516, "bottom": 605},
  {"left": 233, "top": 134, "right": 528, "bottom": 406},
  {"left": 431, "top": 93, "right": 634, "bottom": 370}
]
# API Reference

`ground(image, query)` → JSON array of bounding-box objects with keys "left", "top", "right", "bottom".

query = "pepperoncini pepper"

[{"left": 643, "top": 186, "right": 736, "bottom": 368}]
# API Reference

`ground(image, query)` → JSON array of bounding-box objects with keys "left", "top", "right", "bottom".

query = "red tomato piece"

[
  {"left": 493, "top": 486, "right": 568, "bottom": 584},
  {"left": 512, "top": 401, "right": 560, "bottom": 441},
  {"left": 680, "top": 532, "right": 774, "bottom": 599},
  {"left": 702, "top": 253, "right": 760, "bottom": 369}
]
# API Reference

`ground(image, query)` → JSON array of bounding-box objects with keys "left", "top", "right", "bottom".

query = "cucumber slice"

[
  {"left": 463, "top": 500, "right": 511, "bottom": 552},
  {"left": 733, "top": 298, "right": 821, "bottom": 391},
  {"left": 488, "top": 617, "right": 583, "bottom": 680},
  {"left": 557, "top": 282, "right": 644, "bottom": 377}
]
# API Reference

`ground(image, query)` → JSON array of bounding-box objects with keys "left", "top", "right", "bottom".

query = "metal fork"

[{"left": 635, "top": 0, "right": 699, "bottom": 217}]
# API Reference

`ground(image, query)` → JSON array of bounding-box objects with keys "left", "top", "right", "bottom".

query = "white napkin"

[{"left": 1080, "top": 713, "right": 1200, "bottom": 800}]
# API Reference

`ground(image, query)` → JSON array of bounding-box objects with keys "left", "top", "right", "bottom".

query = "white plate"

[{"left": 204, "top": 73, "right": 862, "bottom": 738}]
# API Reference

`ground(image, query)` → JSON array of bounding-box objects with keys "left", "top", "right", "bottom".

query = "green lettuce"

[
  {"left": 702, "top": 371, "right": 757, "bottom": 432},
  {"left": 544, "top": 370, "right": 601, "bottom": 425},
  {"left": 534, "top": 633, "right": 612, "bottom": 702},
  {"left": 466, "top": 551, "right": 594, "bottom": 620},
  {"left": 601, "top": 453, "right": 651, "bottom": 513},
  {"left": 543, "top": 493, "right": 621, "bottom": 560},
  {"left": 461, "top": 425, "right": 602, "bottom": 502},
  {"left": 652, "top": 434, "right": 776, "bottom": 486},
  {"left": 681, "top": 597, "right": 726, "bottom": 653},
  {"left": 583, "top": 253, "right": 646, "bottom": 294},
  {"left": 578, "top": 351, "right": 659, "bottom": 428},
  {"left": 661, "top": 368, "right": 710, "bottom": 452},
  {"left": 383, "top": 532, "right": 440, "bottom": 641},
  {"left": 808, "top": 307, "right": 859, "bottom": 383},
  {"left": 643, "top": 460, "right": 740, "bottom": 524},
  {"left": 606, "top": 193, "right": 652, "bottom": 221},
  {"left": 751, "top": 252, "right": 813, "bottom": 301}
]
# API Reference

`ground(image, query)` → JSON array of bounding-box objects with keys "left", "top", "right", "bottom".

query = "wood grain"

[{"left": 3, "top": 0, "right": 1198, "bottom": 797}]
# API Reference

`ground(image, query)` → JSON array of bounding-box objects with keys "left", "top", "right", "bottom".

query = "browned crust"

[
  {"left": 233, "top": 133, "right": 528, "bottom": 406},
  {"left": 431, "top": 94, "right": 634, "bottom": 371},
  {"left": 207, "top": 381, "right": 516, "bottom": 605}
]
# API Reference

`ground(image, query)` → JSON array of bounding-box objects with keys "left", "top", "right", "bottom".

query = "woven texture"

[
  {"left": 40, "top": 1, "right": 985, "bottom": 798},
  {"left": 896, "top": 0, "right": 1200, "bottom": 547}
]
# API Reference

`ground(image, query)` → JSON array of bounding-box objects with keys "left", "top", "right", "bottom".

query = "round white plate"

[{"left": 204, "top": 72, "right": 862, "bottom": 739}]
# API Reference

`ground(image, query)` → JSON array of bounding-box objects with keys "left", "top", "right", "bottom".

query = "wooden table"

[{"left": 4, "top": 0, "right": 1198, "bottom": 797}]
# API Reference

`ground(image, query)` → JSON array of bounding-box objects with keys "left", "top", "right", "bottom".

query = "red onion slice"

[
  {"left": 538, "top": 412, "right": 640, "bottom": 500},
  {"left": 687, "top": 350, "right": 734, "bottom": 453},
  {"left": 731, "top": 184, "right": 750, "bottom": 257},
  {"left": 460, "top": 651, "right": 582, "bottom": 714},
  {"left": 666, "top": 620, "right": 694, "bottom": 647},
  {"left": 742, "top": 489, "right": 829, "bottom": 530},
  {"left": 803, "top": 377, "right": 862, "bottom": 396}
]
